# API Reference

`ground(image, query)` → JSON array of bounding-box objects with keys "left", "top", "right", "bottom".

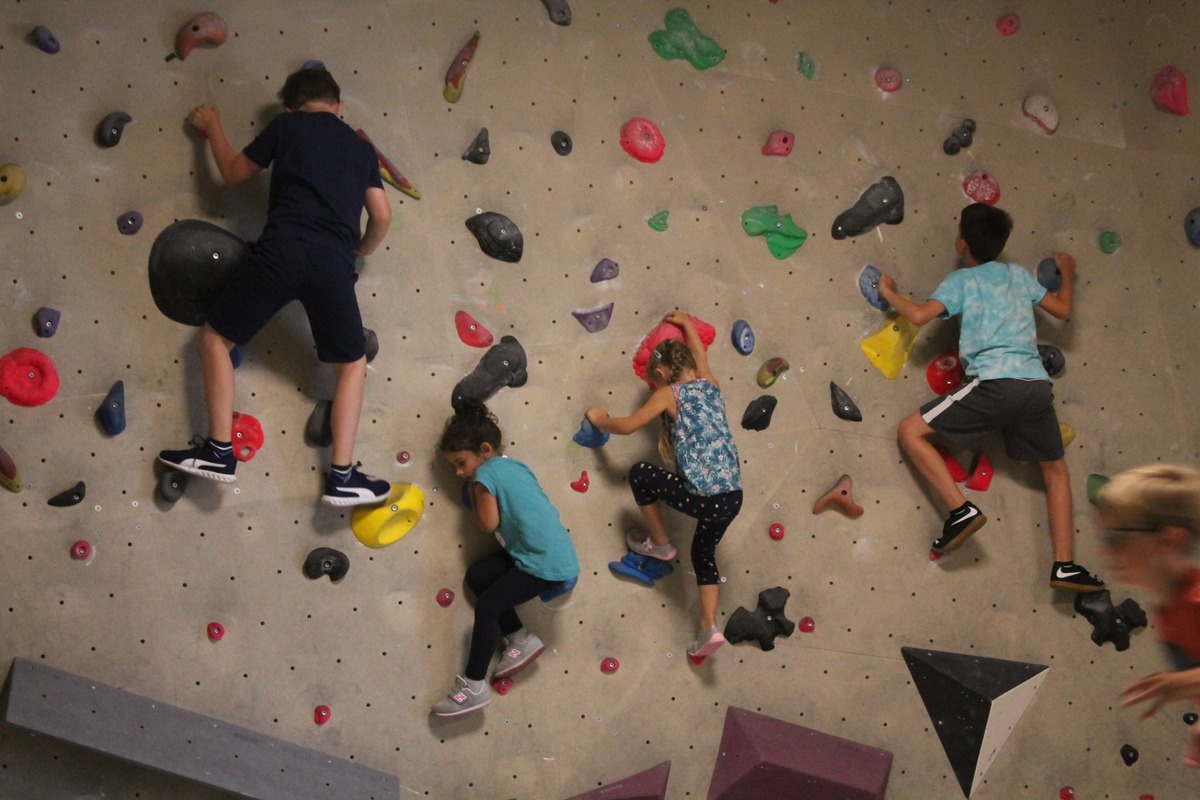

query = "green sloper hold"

[
  {"left": 1086, "top": 473, "right": 1110, "bottom": 506},
  {"left": 648, "top": 9, "right": 725, "bottom": 71},
  {"left": 1099, "top": 231, "right": 1121, "bottom": 254},
  {"left": 648, "top": 210, "right": 669, "bottom": 231},
  {"left": 797, "top": 51, "right": 816, "bottom": 80},
  {"left": 741, "top": 206, "right": 808, "bottom": 259}
]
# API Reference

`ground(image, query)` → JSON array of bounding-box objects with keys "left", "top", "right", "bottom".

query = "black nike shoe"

[
  {"left": 932, "top": 501, "right": 986, "bottom": 554},
  {"left": 1050, "top": 561, "right": 1106, "bottom": 591}
]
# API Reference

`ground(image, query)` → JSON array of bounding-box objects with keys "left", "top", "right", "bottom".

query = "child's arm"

[
  {"left": 879, "top": 274, "right": 945, "bottom": 326},
  {"left": 468, "top": 482, "right": 500, "bottom": 534},
  {"left": 188, "top": 105, "right": 261, "bottom": 187},
  {"left": 1120, "top": 668, "right": 1200, "bottom": 718},
  {"left": 1036, "top": 251, "right": 1075, "bottom": 320},
  {"left": 355, "top": 186, "right": 392, "bottom": 256},
  {"left": 587, "top": 386, "right": 674, "bottom": 435},
  {"left": 664, "top": 310, "right": 716, "bottom": 383}
]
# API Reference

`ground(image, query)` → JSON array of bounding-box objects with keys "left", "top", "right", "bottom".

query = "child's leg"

[
  {"left": 463, "top": 551, "right": 556, "bottom": 681},
  {"left": 200, "top": 323, "right": 236, "bottom": 442},
  {"left": 897, "top": 411, "right": 965, "bottom": 511},
  {"left": 329, "top": 356, "right": 367, "bottom": 467},
  {"left": 690, "top": 491, "right": 743, "bottom": 632},
  {"left": 1040, "top": 458, "right": 1073, "bottom": 562},
  {"left": 629, "top": 461, "right": 684, "bottom": 547}
]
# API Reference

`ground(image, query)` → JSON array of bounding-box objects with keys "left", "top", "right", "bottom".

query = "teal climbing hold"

[
  {"left": 741, "top": 206, "right": 808, "bottom": 259},
  {"left": 648, "top": 9, "right": 725, "bottom": 71},
  {"left": 648, "top": 210, "right": 669, "bottom": 232}
]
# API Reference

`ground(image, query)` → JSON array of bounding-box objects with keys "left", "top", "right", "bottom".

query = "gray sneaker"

[
  {"left": 626, "top": 529, "right": 677, "bottom": 560},
  {"left": 430, "top": 676, "right": 491, "bottom": 717},
  {"left": 493, "top": 633, "right": 545, "bottom": 679}
]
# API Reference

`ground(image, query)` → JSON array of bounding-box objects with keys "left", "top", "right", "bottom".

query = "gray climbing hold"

[
  {"left": 942, "top": 118, "right": 975, "bottom": 154},
  {"left": 95, "top": 111, "right": 132, "bottom": 148},
  {"left": 572, "top": 302, "right": 614, "bottom": 333},
  {"left": 159, "top": 468, "right": 189, "bottom": 503},
  {"left": 1038, "top": 344, "right": 1064, "bottom": 377},
  {"left": 741, "top": 395, "right": 777, "bottom": 431},
  {"left": 363, "top": 327, "right": 379, "bottom": 363},
  {"left": 541, "top": 0, "right": 571, "bottom": 26},
  {"left": 858, "top": 264, "right": 889, "bottom": 311},
  {"left": 117, "top": 211, "right": 143, "bottom": 236},
  {"left": 33, "top": 307, "right": 60, "bottom": 338},
  {"left": 95, "top": 380, "right": 125, "bottom": 436},
  {"left": 552, "top": 130, "right": 572, "bottom": 155},
  {"left": 304, "top": 400, "right": 333, "bottom": 448},
  {"left": 452, "top": 335, "right": 528, "bottom": 410},
  {"left": 466, "top": 212, "right": 523, "bottom": 262},
  {"left": 831, "top": 176, "right": 904, "bottom": 239},
  {"left": 1036, "top": 257, "right": 1061, "bottom": 291},
  {"left": 1186, "top": 207, "right": 1200, "bottom": 246},
  {"left": 590, "top": 258, "right": 619, "bottom": 282},
  {"left": 304, "top": 547, "right": 349, "bottom": 582},
  {"left": 48, "top": 481, "right": 86, "bottom": 507},
  {"left": 462, "top": 127, "right": 490, "bottom": 164},
  {"left": 830, "top": 382, "right": 862, "bottom": 422}
]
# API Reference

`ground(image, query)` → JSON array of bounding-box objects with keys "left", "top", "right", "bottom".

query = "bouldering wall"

[{"left": 1, "top": 1, "right": 1198, "bottom": 798}]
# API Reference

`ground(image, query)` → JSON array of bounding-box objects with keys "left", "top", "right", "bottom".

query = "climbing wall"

[{"left": 1, "top": 1, "right": 1198, "bottom": 798}]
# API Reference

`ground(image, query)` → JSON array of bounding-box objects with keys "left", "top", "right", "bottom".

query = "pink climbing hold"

[
  {"left": 454, "top": 310, "right": 494, "bottom": 348},
  {"left": 874, "top": 66, "right": 902, "bottom": 93},
  {"left": 601, "top": 657, "right": 620, "bottom": 674},
  {"left": 928, "top": 550, "right": 941, "bottom": 561},
  {"left": 996, "top": 13, "right": 1020, "bottom": 36},
  {"left": 768, "top": 522, "right": 785, "bottom": 541},
  {"left": 963, "top": 170, "right": 1000, "bottom": 205},
  {"left": 396, "top": 450, "right": 411, "bottom": 465},
  {"left": 571, "top": 470, "right": 589, "bottom": 493},
  {"left": 812, "top": 474, "right": 864, "bottom": 518},
  {"left": 926, "top": 352, "right": 964, "bottom": 395},
  {"left": 0, "top": 347, "right": 60, "bottom": 407},
  {"left": 935, "top": 444, "right": 968, "bottom": 482},
  {"left": 70, "top": 540, "right": 92, "bottom": 561},
  {"left": 230, "top": 411, "right": 264, "bottom": 462},
  {"left": 313, "top": 705, "right": 331, "bottom": 725},
  {"left": 207, "top": 622, "right": 225, "bottom": 641},
  {"left": 632, "top": 315, "right": 716, "bottom": 387},
  {"left": 761, "top": 130, "right": 794, "bottom": 156},
  {"left": 173, "top": 12, "right": 228, "bottom": 61},
  {"left": 1151, "top": 66, "right": 1189, "bottom": 116},
  {"left": 1059, "top": 787, "right": 1074, "bottom": 800},
  {"left": 620, "top": 117, "right": 666, "bottom": 164},
  {"left": 965, "top": 452, "right": 993, "bottom": 491},
  {"left": 436, "top": 588, "right": 455, "bottom": 607},
  {"left": 491, "top": 676, "right": 514, "bottom": 695},
  {"left": 799, "top": 616, "right": 815, "bottom": 633}
]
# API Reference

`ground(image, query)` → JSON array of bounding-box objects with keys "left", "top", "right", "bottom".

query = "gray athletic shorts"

[{"left": 920, "top": 378, "right": 1064, "bottom": 462}]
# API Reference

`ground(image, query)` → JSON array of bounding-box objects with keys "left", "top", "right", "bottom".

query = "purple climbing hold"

[
  {"left": 33, "top": 307, "right": 60, "bottom": 338},
  {"left": 95, "top": 111, "right": 132, "bottom": 148},
  {"left": 541, "top": 0, "right": 571, "bottom": 26},
  {"left": 32, "top": 25, "right": 60, "bottom": 54},
  {"left": 832, "top": 176, "right": 904, "bottom": 239},
  {"left": 117, "top": 211, "right": 143, "bottom": 236},
  {"left": 858, "top": 264, "right": 888, "bottom": 310},
  {"left": 1037, "top": 257, "right": 1061, "bottom": 290},
  {"left": 731, "top": 320, "right": 754, "bottom": 355},
  {"left": 95, "top": 380, "right": 126, "bottom": 436},
  {"left": 741, "top": 395, "right": 777, "bottom": 431},
  {"left": 572, "top": 302, "right": 614, "bottom": 333},
  {"left": 302, "top": 59, "right": 326, "bottom": 71},
  {"left": 590, "top": 258, "right": 619, "bottom": 282}
]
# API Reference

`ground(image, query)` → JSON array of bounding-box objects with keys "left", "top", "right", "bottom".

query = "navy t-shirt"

[{"left": 242, "top": 111, "right": 382, "bottom": 254}]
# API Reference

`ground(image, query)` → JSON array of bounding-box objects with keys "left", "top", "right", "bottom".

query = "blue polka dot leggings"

[{"left": 628, "top": 461, "right": 743, "bottom": 586}]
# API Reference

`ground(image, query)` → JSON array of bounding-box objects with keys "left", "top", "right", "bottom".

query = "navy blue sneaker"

[
  {"left": 321, "top": 465, "right": 390, "bottom": 506},
  {"left": 158, "top": 436, "right": 237, "bottom": 483}
]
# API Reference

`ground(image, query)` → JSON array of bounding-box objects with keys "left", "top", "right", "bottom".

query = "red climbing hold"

[
  {"left": 935, "top": 444, "right": 969, "bottom": 482},
  {"left": 173, "top": 12, "right": 228, "bottom": 61},
  {"left": 768, "top": 522, "right": 785, "bottom": 541},
  {"left": 1058, "top": 787, "right": 1074, "bottom": 800},
  {"left": 601, "top": 657, "right": 620, "bottom": 673},
  {"left": 761, "top": 130, "right": 794, "bottom": 156},
  {"left": 70, "top": 540, "right": 92, "bottom": 561},
  {"left": 443, "top": 31, "right": 481, "bottom": 104},
  {"left": 1151, "top": 66, "right": 1189, "bottom": 116},
  {"left": 454, "top": 310, "right": 494, "bottom": 348},
  {"left": 799, "top": 616, "right": 815, "bottom": 633},
  {"left": 996, "top": 14, "right": 1020, "bottom": 36},
  {"left": 874, "top": 66, "right": 903, "bottom": 93},
  {"left": 687, "top": 654, "right": 707, "bottom": 665},
  {"left": 436, "top": 588, "right": 455, "bottom": 607},
  {"left": 571, "top": 471, "right": 589, "bottom": 493},
  {"left": 0, "top": 347, "right": 59, "bottom": 407},
  {"left": 620, "top": 117, "right": 666, "bottom": 164},
  {"left": 207, "top": 622, "right": 224, "bottom": 641},
  {"left": 396, "top": 450, "right": 411, "bottom": 465},
  {"left": 965, "top": 452, "right": 993, "bottom": 491},
  {"left": 963, "top": 170, "right": 1000, "bottom": 205},
  {"left": 926, "top": 352, "right": 964, "bottom": 395},
  {"left": 491, "top": 676, "right": 514, "bottom": 695},
  {"left": 230, "top": 411, "right": 264, "bottom": 461},
  {"left": 355, "top": 129, "right": 420, "bottom": 200},
  {"left": 632, "top": 315, "right": 716, "bottom": 386},
  {"left": 313, "top": 705, "right": 331, "bottom": 725},
  {"left": 812, "top": 474, "right": 864, "bottom": 518},
  {"left": 928, "top": 549, "right": 941, "bottom": 561}
]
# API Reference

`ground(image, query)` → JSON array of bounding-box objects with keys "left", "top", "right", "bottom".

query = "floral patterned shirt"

[{"left": 670, "top": 379, "right": 742, "bottom": 496}]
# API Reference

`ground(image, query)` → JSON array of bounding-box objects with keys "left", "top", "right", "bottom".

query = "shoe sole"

[
  {"left": 492, "top": 643, "right": 546, "bottom": 680},
  {"left": 1050, "top": 579, "right": 1106, "bottom": 592},
  {"left": 688, "top": 633, "right": 726, "bottom": 659},
  {"left": 320, "top": 493, "right": 390, "bottom": 507},
  {"left": 932, "top": 514, "right": 987, "bottom": 554},
  {"left": 157, "top": 457, "right": 236, "bottom": 484},
  {"left": 431, "top": 698, "right": 491, "bottom": 718}
]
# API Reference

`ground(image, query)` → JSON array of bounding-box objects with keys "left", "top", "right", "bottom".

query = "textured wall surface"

[{"left": 1, "top": 1, "right": 1198, "bottom": 798}]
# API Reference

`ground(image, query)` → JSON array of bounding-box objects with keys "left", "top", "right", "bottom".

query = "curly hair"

[{"left": 438, "top": 397, "right": 503, "bottom": 454}]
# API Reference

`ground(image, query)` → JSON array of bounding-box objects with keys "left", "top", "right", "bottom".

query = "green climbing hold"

[
  {"left": 797, "top": 51, "right": 816, "bottom": 80},
  {"left": 1099, "top": 231, "right": 1121, "bottom": 254},
  {"left": 648, "top": 210, "right": 669, "bottom": 232},
  {"left": 648, "top": 9, "right": 725, "bottom": 71},
  {"left": 1086, "top": 473, "right": 1110, "bottom": 506},
  {"left": 741, "top": 206, "right": 808, "bottom": 259}
]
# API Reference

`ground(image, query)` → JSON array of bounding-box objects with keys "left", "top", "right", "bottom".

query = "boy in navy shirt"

[{"left": 160, "top": 68, "right": 393, "bottom": 506}]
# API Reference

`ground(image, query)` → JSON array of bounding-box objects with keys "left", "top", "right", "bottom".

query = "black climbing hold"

[
  {"left": 304, "top": 399, "right": 333, "bottom": 448},
  {"left": 552, "top": 130, "right": 573, "bottom": 155},
  {"left": 1185, "top": 711, "right": 1199, "bottom": 726},
  {"left": 462, "top": 127, "right": 490, "bottom": 164},
  {"left": 33, "top": 307, "right": 60, "bottom": 338},
  {"left": 1073, "top": 590, "right": 1147, "bottom": 651},
  {"left": 47, "top": 481, "right": 86, "bottom": 507},
  {"left": 95, "top": 111, "right": 132, "bottom": 148},
  {"left": 158, "top": 468, "right": 189, "bottom": 503},
  {"left": 147, "top": 219, "right": 247, "bottom": 326},
  {"left": 541, "top": 0, "right": 572, "bottom": 26},
  {"left": 32, "top": 25, "right": 60, "bottom": 54},
  {"left": 740, "top": 395, "right": 777, "bottom": 431},
  {"left": 117, "top": 211, "right": 143, "bottom": 236},
  {"left": 95, "top": 380, "right": 126, "bottom": 436},
  {"left": 466, "top": 211, "right": 523, "bottom": 262},
  {"left": 304, "top": 547, "right": 349, "bottom": 582},
  {"left": 831, "top": 175, "right": 904, "bottom": 240},
  {"left": 363, "top": 327, "right": 379, "bottom": 363},
  {"left": 1038, "top": 344, "right": 1065, "bottom": 377},
  {"left": 1120, "top": 744, "right": 1138, "bottom": 767},
  {"left": 451, "top": 335, "right": 528, "bottom": 410},
  {"left": 723, "top": 587, "right": 794, "bottom": 651},
  {"left": 942, "top": 118, "right": 975, "bottom": 154},
  {"left": 830, "top": 381, "right": 862, "bottom": 422}
]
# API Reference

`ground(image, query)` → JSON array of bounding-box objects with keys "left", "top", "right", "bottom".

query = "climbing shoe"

[
  {"left": 158, "top": 436, "right": 237, "bottom": 483},
  {"left": 321, "top": 465, "right": 390, "bottom": 506},
  {"left": 1050, "top": 561, "right": 1106, "bottom": 591},
  {"left": 932, "top": 501, "right": 986, "bottom": 554}
]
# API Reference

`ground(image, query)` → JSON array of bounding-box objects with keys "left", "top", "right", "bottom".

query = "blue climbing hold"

[
  {"left": 1036, "top": 257, "right": 1061, "bottom": 291},
  {"left": 540, "top": 575, "right": 577, "bottom": 602},
  {"left": 859, "top": 265, "right": 889, "bottom": 311},
  {"left": 731, "top": 319, "right": 755, "bottom": 355},
  {"left": 95, "top": 380, "right": 126, "bottom": 436},
  {"left": 572, "top": 417, "right": 609, "bottom": 448},
  {"left": 1186, "top": 207, "right": 1200, "bottom": 246},
  {"left": 32, "top": 25, "right": 60, "bottom": 54},
  {"left": 608, "top": 552, "right": 673, "bottom": 585},
  {"left": 302, "top": 59, "right": 326, "bottom": 71},
  {"left": 229, "top": 345, "right": 243, "bottom": 368}
]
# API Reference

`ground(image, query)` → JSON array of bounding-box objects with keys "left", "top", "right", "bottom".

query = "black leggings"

[
  {"left": 463, "top": 550, "right": 558, "bottom": 681},
  {"left": 628, "top": 461, "right": 743, "bottom": 586}
]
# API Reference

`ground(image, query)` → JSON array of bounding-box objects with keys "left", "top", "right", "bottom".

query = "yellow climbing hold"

[
  {"left": 1059, "top": 422, "right": 1075, "bottom": 447},
  {"left": 0, "top": 164, "right": 27, "bottom": 205},
  {"left": 860, "top": 316, "right": 918, "bottom": 379},
  {"left": 351, "top": 482, "right": 426, "bottom": 548}
]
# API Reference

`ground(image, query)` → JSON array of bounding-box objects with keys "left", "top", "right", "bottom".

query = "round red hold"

[
  {"left": 768, "top": 523, "right": 785, "bottom": 541},
  {"left": 687, "top": 653, "right": 706, "bottom": 665},
  {"left": 1139, "top": 795, "right": 1156, "bottom": 800},
  {"left": 491, "top": 676, "right": 514, "bottom": 695},
  {"left": 600, "top": 657, "right": 619, "bottom": 674},
  {"left": 313, "top": 705, "right": 331, "bottom": 725},
  {"left": 799, "top": 616, "right": 815, "bottom": 633},
  {"left": 207, "top": 622, "right": 225, "bottom": 641},
  {"left": 231, "top": 411, "right": 264, "bottom": 461},
  {"left": 396, "top": 450, "right": 411, "bottom": 465},
  {"left": 996, "top": 14, "right": 1020, "bottom": 36},
  {"left": 0, "top": 347, "right": 60, "bottom": 407},
  {"left": 70, "top": 540, "right": 92, "bottom": 560},
  {"left": 963, "top": 170, "right": 1001, "bottom": 205},
  {"left": 570, "top": 470, "right": 589, "bottom": 493},
  {"left": 1058, "top": 788, "right": 1074, "bottom": 800},
  {"left": 874, "top": 67, "right": 903, "bottom": 93},
  {"left": 620, "top": 117, "right": 666, "bottom": 164},
  {"left": 926, "top": 352, "right": 965, "bottom": 396},
  {"left": 436, "top": 588, "right": 455, "bottom": 607}
]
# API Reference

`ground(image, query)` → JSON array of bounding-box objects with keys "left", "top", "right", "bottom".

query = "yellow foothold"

[
  {"left": 1059, "top": 422, "right": 1075, "bottom": 447},
  {"left": 756, "top": 357, "right": 789, "bottom": 388},
  {"left": 351, "top": 482, "right": 426, "bottom": 548},
  {"left": 859, "top": 316, "right": 919, "bottom": 379},
  {"left": 0, "top": 164, "right": 27, "bottom": 205}
]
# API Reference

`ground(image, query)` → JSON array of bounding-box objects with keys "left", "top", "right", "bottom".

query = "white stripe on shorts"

[{"left": 921, "top": 378, "right": 981, "bottom": 423}]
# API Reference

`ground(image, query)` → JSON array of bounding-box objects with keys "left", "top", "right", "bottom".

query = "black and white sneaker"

[
  {"left": 321, "top": 465, "right": 390, "bottom": 507},
  {"left": 158, "top": 436, "right": 237, "bottom": 483},
  {"left": 932, "top": 501, "right": 987, "bottom": 554},
  {"left": 1050, "top": 561, "right": 1106, "bottom": 591}
]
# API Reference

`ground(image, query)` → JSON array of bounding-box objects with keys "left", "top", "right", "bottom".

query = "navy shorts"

[
  {"left": 205, "top": 236, "right": 366, "bottom": 363},
  {"left": 920, "top": 378, "right": 1064, "bottom": 462}
]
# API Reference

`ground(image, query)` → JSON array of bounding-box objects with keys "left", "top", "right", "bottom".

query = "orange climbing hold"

[
  {"left": 812, "top": 474, "right": 864, "bottom": 518},
  {"left": 173, "top": 12, "right": 228, "bottom": 61}
]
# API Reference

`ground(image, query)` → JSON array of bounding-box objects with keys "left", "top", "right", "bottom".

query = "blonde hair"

[
  {"left": 1097, "top": 464, "right": 1200, "bottom": 538},
  {"left": 646, "top": 339, "right": 695, "bottom": 466}
]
